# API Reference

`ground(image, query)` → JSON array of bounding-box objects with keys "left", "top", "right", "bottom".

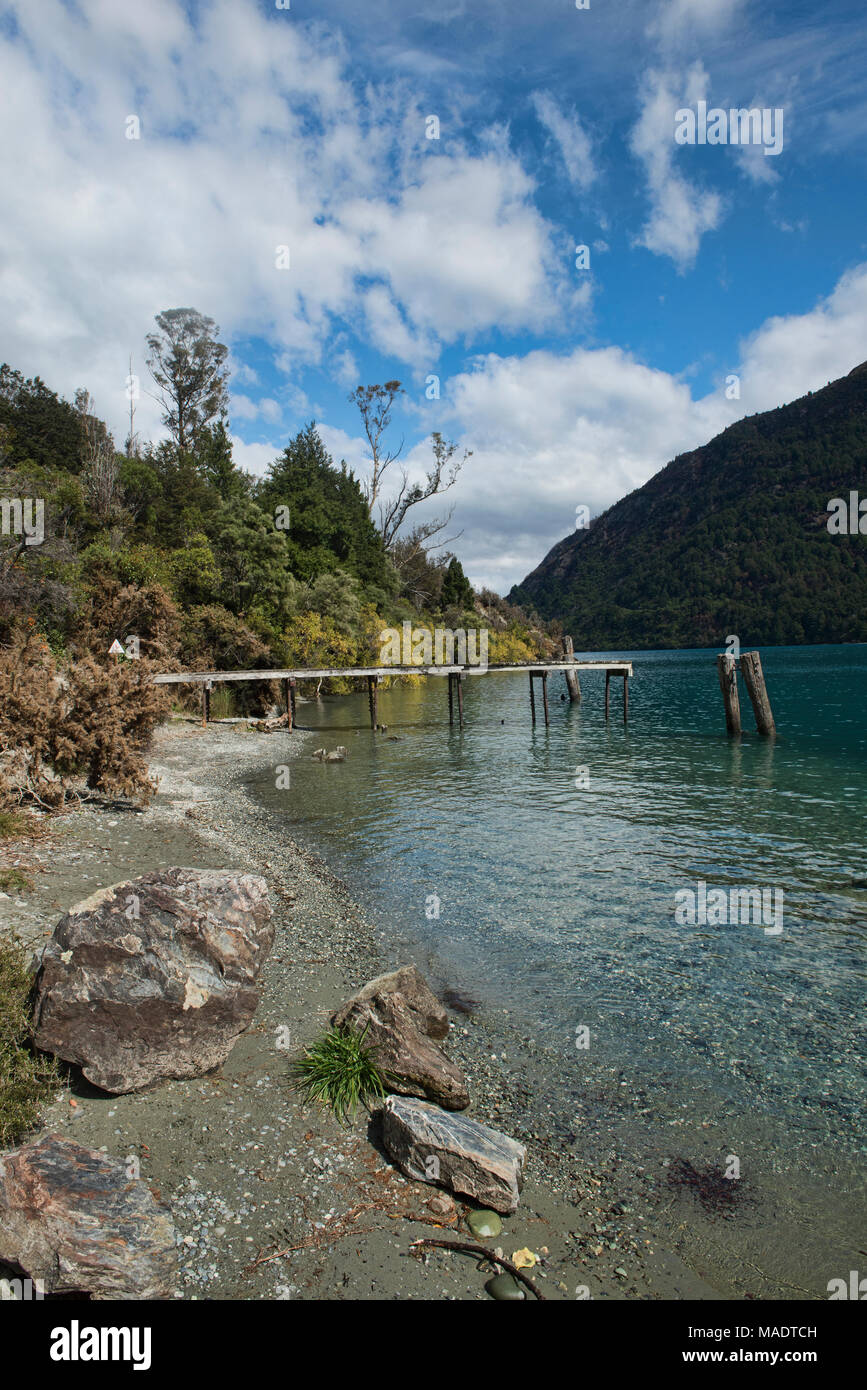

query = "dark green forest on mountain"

[{"left": 510, "top": 362, "right": 867, "bottom": 649}]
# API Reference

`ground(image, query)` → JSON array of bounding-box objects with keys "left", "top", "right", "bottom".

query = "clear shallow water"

[{"left": 251, "top": 646, "right": 867, "bottom": 1172}]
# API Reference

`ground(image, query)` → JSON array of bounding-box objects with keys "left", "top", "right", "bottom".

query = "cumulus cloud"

[
  {"left": 428, "top": 264, "right": 867, "bottom": 592},
  {"left": 629, "top": 65, "right": 724, "bottom": 269},
  {"left": 0, "top": 0, "right": 567, "bottom": 444}
]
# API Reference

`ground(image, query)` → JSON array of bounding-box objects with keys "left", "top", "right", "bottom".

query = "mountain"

[{"left": 509, "top": 362, "right": 867, "bottom": 649}]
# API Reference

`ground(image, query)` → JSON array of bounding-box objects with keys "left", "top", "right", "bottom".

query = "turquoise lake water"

[{"left": 251, "top": 646, "right": 866, "bottom": 1195}]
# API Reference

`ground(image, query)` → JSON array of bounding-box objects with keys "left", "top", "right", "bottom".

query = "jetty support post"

[
  {"left": 716, "top": 654, "right": 741, "bottom": 737},
  {"left": 604, "top": 670, "right": 610, "bottom": 721},
  {"left": 283, "top": 678, "right": 292, "bottom": 731},
  {"left": 448, "top": 673, "right": 454, "bottom": 726},
  {"left": 740, "top": 650, "right": 776, "bottom": 736},
  {"left": 367, "top": 674, "right": 379, "bottom": 730},
  {"left": 623, "top": 672, "right": 629, "bottom": 723},
  {"left": 562, "top": 636, "right": 581, "bottom": 702},
  {"left": 201, "top": 681, "right": 211, "bottom": 727},
  {"left": 457, "top": 673, "right": 465, "bottom": 729},
  {"left": 529, "top": 672, "right": 537, "bottom": 725},
  {"left": 542, "top": 672, "right": 550, "bottom": 727}
]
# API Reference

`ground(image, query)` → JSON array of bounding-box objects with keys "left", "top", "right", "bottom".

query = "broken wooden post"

[
  {"left": 716, "top": 653, "right": 741, "bottom": 736},
  {"left": 604, "top": 670, "right": 610, "bottom": 721},
  {"left": 529, "top": 672, "right": 536, "bottom": 725},
  {"left": 740, "top": 650, "right": 776, "bottom": 736},
  {"left": 367, "top": 674, "right": 378, "bottom": 729},
  {"left": 562, "top": 636, "right": 581, "bottom": 702},
  {"left": 541, "top": 671, "right": 550, "bottom": 726}
]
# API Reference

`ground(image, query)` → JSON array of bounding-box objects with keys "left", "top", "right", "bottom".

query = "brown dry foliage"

[
  {"left": 72, "top": 574, "right": 181, "bottom": 667},
  {"left": 0, "top": 629, "right": 169, "bottom": 811}
]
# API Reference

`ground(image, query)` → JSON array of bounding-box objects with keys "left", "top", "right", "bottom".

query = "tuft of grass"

[
  {"left": 0, "top": 868, "right": 34, "bottom": 893},
  {"left": 0, "top": 812, "right": 27, "bottom": 841},
  {"left": 290, "top": 1025, "right": 389, "bottom": 1125},
  {"left": 0, "top": 938, "right": 60, "bottom": 1147}
]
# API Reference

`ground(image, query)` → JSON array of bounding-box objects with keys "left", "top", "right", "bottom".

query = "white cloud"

[
  {"left": 0, "top": 0, "right": 568, "bottom": 445},
  {"left": 736, "top": 262, "right": 867, "bottom": 406},
  {"left": 532, "top": 92, "right": 598, "bottom": 190},
  {"left": 426, "top": 263, "right": 867, "bottom": 592},
  {"left": 650, "top": 0, "right": 748, "bottom": 53},
  {"left": 630, "top": 65, "right": 725, "bottom": 269},
  {"left": 229, "top": 436, "right": 281, "bottom": 478}
]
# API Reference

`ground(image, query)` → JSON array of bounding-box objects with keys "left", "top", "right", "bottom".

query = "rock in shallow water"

[
  {"left": 333, "top": 966, "right": 469, "bottom": 1110},
  {"left": 32, "top": 868, "right": 273, "bottom": 1093},
  {"left": 0, "top": 1134, "right": 176, "bottom": 1299},
  {"left": 382, "top": 1095, "right": 526, "bottom": 1213}
]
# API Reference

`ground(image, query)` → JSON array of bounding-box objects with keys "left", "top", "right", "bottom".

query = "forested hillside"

[{"left": 510, "top": 363, "right": 867, "bottom": 649}]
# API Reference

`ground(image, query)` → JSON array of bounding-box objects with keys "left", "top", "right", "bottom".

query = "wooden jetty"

[{"left": 153, "top": 638, "right": 633, "bottom": 730}]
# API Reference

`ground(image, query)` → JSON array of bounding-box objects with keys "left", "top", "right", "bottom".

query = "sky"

[{"left": 1, "top": 0, "right": 866, "bottom": 592}]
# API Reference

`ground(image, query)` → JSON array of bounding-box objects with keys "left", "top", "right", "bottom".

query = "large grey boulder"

[
  {"left": 332, "top": 966, "right": 469, "bottom": 1110},
  {"left": 32, "top": 868, "right": 273, "bottom": 1093},
  {"left": 0, "top": 1134, "right": 176, "bottom": 1299},
  {"left": 382, "top": 1096, "right": 526, "bottom": 1214}
]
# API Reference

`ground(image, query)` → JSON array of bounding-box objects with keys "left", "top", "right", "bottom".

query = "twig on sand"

[
  {"left": 409, "top": 1237, "right": 547, "bottom": 1300},
  {"left": 242, "top": 1203, "right": 380, "bottom": 1273}
]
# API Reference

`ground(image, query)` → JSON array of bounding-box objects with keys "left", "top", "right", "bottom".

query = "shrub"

[
  {"left": 0, "top": 629, "right": 168, "bottom": 809},
  {"left": 0, "top": 937, "right": 60, "bottom": 1147}
]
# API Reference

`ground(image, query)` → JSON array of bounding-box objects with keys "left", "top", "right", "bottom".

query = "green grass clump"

[
  {"left": 0, "top": 938, "right": 60, "bottom": 1147},
  {"left": 0, "top": 812, "right": 27, "bottom": 841},
  {"left": 290, "top": 1026, "right": 389, "bottom": 1124},
  {"left": 0, "top": 868, "right": 34, "bottom": 893}
]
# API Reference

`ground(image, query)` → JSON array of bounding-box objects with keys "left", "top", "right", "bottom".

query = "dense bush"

[{"left": 0, "top": 630, "right": 168, "bottom": 809}]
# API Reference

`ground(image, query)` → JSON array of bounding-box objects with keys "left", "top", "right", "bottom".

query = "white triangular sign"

[{"left": 108, "top": 639, "right": 125, "bottom": 656}]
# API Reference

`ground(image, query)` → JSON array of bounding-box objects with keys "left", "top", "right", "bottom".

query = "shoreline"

[{"left": 0, "top": 718, "right": 829, "bottom": 1300}]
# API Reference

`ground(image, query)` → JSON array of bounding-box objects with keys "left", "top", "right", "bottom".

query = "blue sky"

[{"left": 1, "top": 0, "right": 866, "bottom": 590}]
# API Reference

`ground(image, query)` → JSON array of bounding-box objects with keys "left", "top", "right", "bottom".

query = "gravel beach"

[{"left": 0, "top": 719, "right": 816, "bottom": 1300}]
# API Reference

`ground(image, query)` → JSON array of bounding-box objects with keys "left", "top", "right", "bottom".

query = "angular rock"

[
  {"left": 382, "top": 1096, "right": 526, "bottom": 1213},
  {"left": 0, "top": 1134, "right": 176, "bottom": 1299},
  {"left": 32, "top": 867, "right": 273, "bottom": 1093},
  {"left": 334, "top": 966, "right": 449, "bottom": 1040},
  {"left": 332, "top": 966, "right": 468, "bottom": 1110}
]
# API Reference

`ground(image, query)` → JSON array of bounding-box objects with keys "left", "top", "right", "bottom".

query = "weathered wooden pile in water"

[{"left": 716, "top": 649, "right": 777, "bottom": 737}]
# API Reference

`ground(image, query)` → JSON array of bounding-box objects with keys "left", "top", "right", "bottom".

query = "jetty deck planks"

[{"left": 152, "top": 652, "right": 634, "bottom": 728}]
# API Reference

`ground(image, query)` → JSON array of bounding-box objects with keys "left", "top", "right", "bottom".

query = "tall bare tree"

[
  {"left": 349, "top": 380, "right": 405, "bottom": 516},
  {"left": 349, "top": 381, "right": 471, "bottom": 549},
  {"left": 75, "top": 389, "right": 119, "bottom": 521},
  {"left": 146, "top": 308, "right": 229, "bottom": 452}
]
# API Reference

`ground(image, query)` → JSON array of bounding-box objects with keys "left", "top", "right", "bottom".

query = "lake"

[{"left": 250, "top": 644, "right": 866, "bottom": 1291}]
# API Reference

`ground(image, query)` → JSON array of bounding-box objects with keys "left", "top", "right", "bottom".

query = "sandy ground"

[{"left": 0, "top": 720, "right": 761, "bottom": 1301}]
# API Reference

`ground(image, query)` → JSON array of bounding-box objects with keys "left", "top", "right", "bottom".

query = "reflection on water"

[{"left": 252, "top": 646, "right": 867, "bottom": 1167}]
